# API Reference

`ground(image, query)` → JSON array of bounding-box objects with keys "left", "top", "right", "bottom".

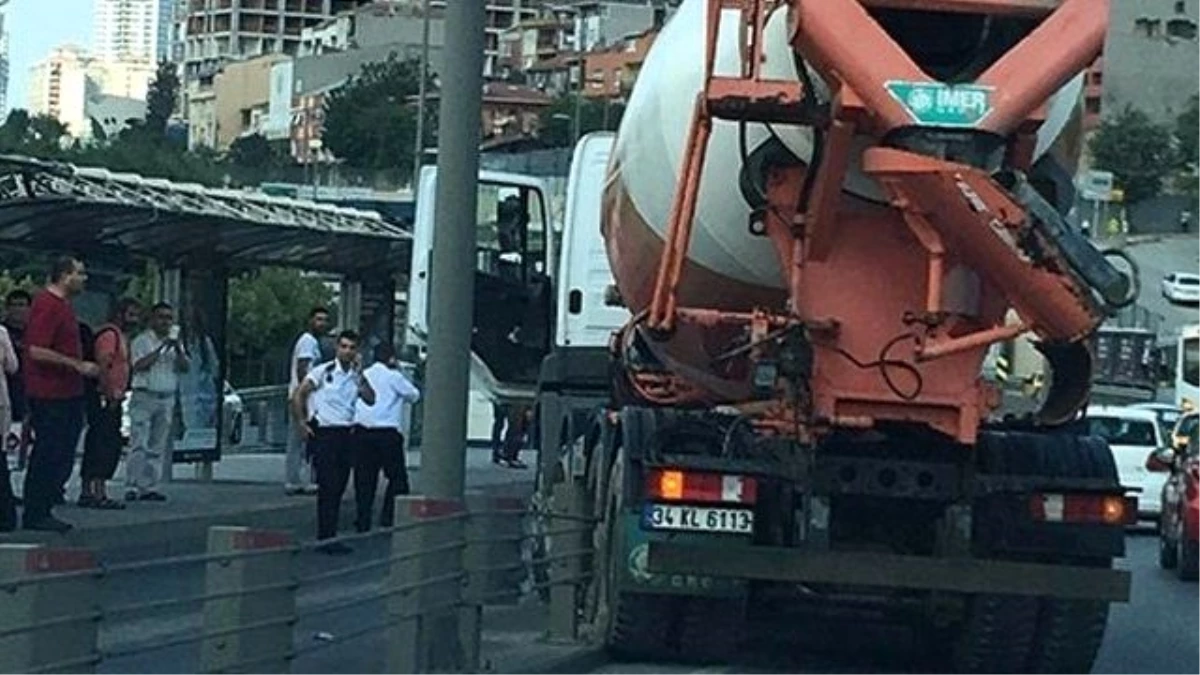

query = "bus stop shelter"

[{"left": 0, "top": 154, "right": 412, "bottom": 468}]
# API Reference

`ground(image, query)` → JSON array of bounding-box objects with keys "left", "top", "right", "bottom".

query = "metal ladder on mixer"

[{"left": 646, "top": 0, "right": 815, "bottom": 335}]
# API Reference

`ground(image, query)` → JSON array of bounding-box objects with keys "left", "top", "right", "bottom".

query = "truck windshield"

[{"left": 1083, "top": 417, "right": 1158, "bottom": 447}]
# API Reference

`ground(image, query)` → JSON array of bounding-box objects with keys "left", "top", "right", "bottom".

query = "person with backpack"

[{"left": 79, "top": 299, "right": 140, "bottom": 510}]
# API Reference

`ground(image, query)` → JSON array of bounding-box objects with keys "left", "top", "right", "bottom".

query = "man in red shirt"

[{"left": 21, "top": 256, "right": 99, "bottom": 532}]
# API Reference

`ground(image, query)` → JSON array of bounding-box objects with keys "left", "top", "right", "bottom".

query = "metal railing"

[{"left": 0, "top": 490, "right": 597, "bottom": 674}]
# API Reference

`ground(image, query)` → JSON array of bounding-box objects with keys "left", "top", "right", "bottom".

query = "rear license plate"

[{"left": 642, "top": 504, "right": 754, "bottom": 534}]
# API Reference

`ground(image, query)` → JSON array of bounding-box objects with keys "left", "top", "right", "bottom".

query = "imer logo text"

[{"left": 885, "top": 81, "right": 995, "bottom": 129}]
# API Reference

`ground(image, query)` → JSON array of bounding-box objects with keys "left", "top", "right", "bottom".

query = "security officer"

[
  {"left": 292, "top": 329, "right": 375, "bottom": 555},
  {"left": 353, "top": 342, "right": 421, "bottom": 532}
]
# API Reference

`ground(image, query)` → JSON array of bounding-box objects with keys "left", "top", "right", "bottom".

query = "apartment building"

[
  {"left": 176, "top": 0, "right": 374, "bottom": 84},
  {"left": 94, "top": 0, "right": 175, "bottom": 63},
  {"left": 28, "top": 45, "right": 155, "bottom": 138},
  {"left": 573, "top": 0, "right": 676, "bottom": 52},
  {"left": 582, "top": 27, "right": 655, "bottom": 99},
  {"left": 1102, "top": 0, "right": 1199, "bottom": 125}
]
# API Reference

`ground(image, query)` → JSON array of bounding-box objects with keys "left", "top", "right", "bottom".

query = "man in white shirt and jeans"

[
  {"left": 126, "top": 302, "right": 190, "bottom": 502},
  {"left": 353, "top": 342, "right": 421, "bottom": 532},
  {"left": 292, "top": 330, "right": 375, "bottom": 555},
  {"left": 285, "top": 307, "right": 329, "bottom": 495}
]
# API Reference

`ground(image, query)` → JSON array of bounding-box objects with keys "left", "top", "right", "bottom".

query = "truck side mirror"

[{"left": 1146, "top": 447, "right": 1175, "bottom": 473}]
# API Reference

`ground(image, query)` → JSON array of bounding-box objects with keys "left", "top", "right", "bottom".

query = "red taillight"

[
  {"left": 1029, "top": 493, "right": 1137, "bottom": 526},
  {"left": 645, "top": 468, "right": 758, "bottom": 505}
]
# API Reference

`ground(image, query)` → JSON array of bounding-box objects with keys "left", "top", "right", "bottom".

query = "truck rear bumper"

[{"left": 647, "top": 542, "right": 1131, "bottom": 602}]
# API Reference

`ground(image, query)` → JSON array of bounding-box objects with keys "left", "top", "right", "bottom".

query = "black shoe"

[
  {"left": 139, "top": 491, "right": 167, "bottom": 502},
  {"left": 316, "top": 542, "right": 353, "bottom": 556},
  {"left": 125, "top": 490, "right": 139, "bottom": 502},
  {"left": 23, "top": 516, "right": 73, "bottom": 533},
  {"left": 505, "top": 459, "right": 528, "bottom": 469}
]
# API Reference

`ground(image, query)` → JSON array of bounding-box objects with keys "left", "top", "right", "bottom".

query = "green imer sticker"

[{"left": 885, "top": 81, "right": 995, "bottom": 128}]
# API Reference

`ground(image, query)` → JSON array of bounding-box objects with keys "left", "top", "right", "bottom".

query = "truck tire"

[
  {"left": 1178, "top": 537, "right": 1199, "bottom": 581},
  {"left": 952, "top": 593, "right": 1040, "bottom": 674},
  {"left": 1159, "top": 517, "right": 1179, "bottom": 569},
  {"left": 677, "top": 598, "right": 744, "bottom": 664},
  {"left": 976, "top": 431, "right": 1118, "bottom": 674},
  {"left": 595, "top": 446, "right": 678, "bottom": 660}
]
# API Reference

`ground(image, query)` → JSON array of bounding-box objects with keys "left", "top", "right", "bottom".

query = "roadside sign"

[
  {"left": 1079, "top": 170, "right": 1114, "bottom": 201},
  {"left": 885, "top": 81, "right": 995, "bottom": 128}
]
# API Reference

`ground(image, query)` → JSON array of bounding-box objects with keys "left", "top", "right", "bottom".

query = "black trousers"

[
  {"left": 311, "top": 425, "right": 355, "bottom": 540},
  {"left": 81, "top": 401, "right": 123, "bottom": 481},
  {"left": 23, "top": 397, "right": 84, "bottom": 523},
  {"left": 0, "top": 451, "right": 15, "bottom": 531},
  {"left": 354, "top": 427, "right": 409, "bottom": 531}
]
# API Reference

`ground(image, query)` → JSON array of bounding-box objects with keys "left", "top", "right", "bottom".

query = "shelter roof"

[{"left": 0, "top": 154, "right": 411, "bottom": 276}]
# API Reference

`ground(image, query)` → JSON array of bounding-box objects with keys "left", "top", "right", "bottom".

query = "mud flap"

[{"left": 616, "top": 513, "right": 745, "bottom": 598}]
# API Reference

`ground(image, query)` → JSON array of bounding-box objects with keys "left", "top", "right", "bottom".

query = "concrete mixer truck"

[{"left": 533, "top": 0, "right": 1141, "bottom": 672}]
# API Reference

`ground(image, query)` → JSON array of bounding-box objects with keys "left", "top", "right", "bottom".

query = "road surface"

[
  {"left": 1124, "top": 235, "right": 1199, "bottom": 336},
  {"left": 587, "top": 535, "right": 1198, "bottom": 674}
]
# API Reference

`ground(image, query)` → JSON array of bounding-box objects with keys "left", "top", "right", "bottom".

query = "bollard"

[
  {"left": 0, "top": 544, "right": 100, "bottom": 673},
  {"left": 385, "top": 495, "right": 467, "bottom": 673},
  {"left": 547, "top": 479, "right": 589, "bottom": 642},
  {"left": 200, "top": 527, "right": 297, "bottom": 674}
]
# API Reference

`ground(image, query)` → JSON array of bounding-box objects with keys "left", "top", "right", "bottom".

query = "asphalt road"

[
  {"left": 588, "top": 534, "right": 1199, "bottom": 675},
  {"left": 1123, "top": 235, "right": 1199, "bottom": 336}
]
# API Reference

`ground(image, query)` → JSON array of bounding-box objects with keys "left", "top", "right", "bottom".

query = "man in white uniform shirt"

[
  {"left": 284, "top": 307, "right": 329, "bottom": 495},
  {"left": 126, "top": 302, "right": 190, "bottom": 502},
  {"left": 292, "top": 330, "right": 375, "bottom": 555},
  {"left": 353, "top": 343, "right": 420, "bottom": 532}
]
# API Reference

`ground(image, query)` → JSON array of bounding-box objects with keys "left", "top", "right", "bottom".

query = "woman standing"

[{"left": 0, "top": 321, "right": 20, "bottom": 531}]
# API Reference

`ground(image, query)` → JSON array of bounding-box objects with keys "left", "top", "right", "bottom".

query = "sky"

[{"left": 5, "top": 0, "right": 93, "bottom": 110}]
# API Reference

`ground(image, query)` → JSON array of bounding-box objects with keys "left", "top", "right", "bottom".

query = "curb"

[{"left": 516, "top": 645, "right": 609, "bottom": 675}]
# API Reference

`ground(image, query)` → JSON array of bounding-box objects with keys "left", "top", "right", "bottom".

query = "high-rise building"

[
  {"left": 28, "top": 45, "right": 95, "bottom": 136},
  {"left": 94, "top": 0, "right": 174, "bottom": 63},
  {"left": 0, "top": 11, "right": 10, "bottom": 117},
  {"left": 28, "top": 45, "right": 153, "bottom": 138}
]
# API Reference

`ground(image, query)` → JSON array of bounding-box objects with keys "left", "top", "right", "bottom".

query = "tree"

[
  {"left": 226, "top": 267, "right": 336, "bottom": 384},
  {"left": 537, "top": 94, "right": 625, "bottom": 147},
  {"left": 1089, "top": 105, "right": 1176, "bottom": 204},
  {"left": 145, "top": 60, "right": 180, "bottom": 137},
  {"left": 322, "top": 54, "right": 431, "bottom": 177},
  {"left": 1176, "top": 96, "right": 1199, "bottom": 170},
  {"left": 228, "top": 133, "right": 276, "bottom": 170}
]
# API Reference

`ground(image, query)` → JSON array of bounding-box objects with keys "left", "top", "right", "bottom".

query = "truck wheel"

[
  {"left": 973, "top": 432, "right": 1119, "bottom": 674},
  {"left": 952, "top": 594, "right": 1040, "bottom": 673},
  {"left": 594, "top": 446, "right": 678, "bottom": 660},
  {"left": 1177, "top": 536, "right": 1199, "bottom": 581},
  {"left": 1026, "top": 597, "right": 1110, "bottom": 674},
  {"left": 677, "top": 598, "right": 744, "bottom": 664},
  {"left": 1160, "top": 519, "right": 1179, "bottom": 569}
]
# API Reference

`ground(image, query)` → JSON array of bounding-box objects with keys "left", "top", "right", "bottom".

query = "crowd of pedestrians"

[{"left": 0, "top": 255, "right": 196, "bottom": 533}]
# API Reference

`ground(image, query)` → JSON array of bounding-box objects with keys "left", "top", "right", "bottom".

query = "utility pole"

[
  {"left": 418, "top": 0, "right": 486, "bottom": 500},
  {"left": 411, "top": 0, "right": 432, "bottom": 186}
]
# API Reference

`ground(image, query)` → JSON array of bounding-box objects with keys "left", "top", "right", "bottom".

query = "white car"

[
  {"left": 1128, "top": 402, "right": 1184, "bottom": 441},
  {"left": 1080, "top": 405, "right": 1168, "bottom": 518},
  {"left": 1161, "top": 272, "right": 1200, "bottom": 304}
]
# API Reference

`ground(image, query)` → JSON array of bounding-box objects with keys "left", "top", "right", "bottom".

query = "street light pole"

[
  {"left": 412, "top": 0, "right": 432, "bottom": 186},
  {"left": 419, "top": 0, "right": 486, "bottom": 501}
]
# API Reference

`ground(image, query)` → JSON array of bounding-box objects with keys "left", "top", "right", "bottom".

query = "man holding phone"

[{"left": 126, "top": 302, "right": 190, "bottom": 502}]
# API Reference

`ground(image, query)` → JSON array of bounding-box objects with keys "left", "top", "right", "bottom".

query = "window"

[
  {"left": 1136, "top": 17, "right": 1162, "bottom": 37},
  {"left": 1083, "top": 417, "right": 1158, "bottom": 447},
  {"left": 1176, "top": 0, "right": 1186, "bottom": 14},
  {"left": 1167, "top": 18, "right": 1198, "bottom": 39},
  {"left": 1185, "top": 337, "right": 1199, "bottom": 387},
  {"left": 474, "top": 183, "right": 547, "bottom": 281}
]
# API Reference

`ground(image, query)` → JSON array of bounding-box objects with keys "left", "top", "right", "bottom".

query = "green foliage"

[
  {"left": 1177, "top": 96, "right": 1199, "bottom": 168},
  {"left": 537, "top": 94, "right": 625, "bottom": 147},
  {"left": 145, "top": 61, "right": 179, "bottom": 136},
  {"left": 1089, "top": 105, "right": 1177, "bottom": 205},
  {"left": 321, "top": 53, "right": 433, "bottom": 176},
  {"left": 227, "top": 267, "right": 335, "bottom": 366}
]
